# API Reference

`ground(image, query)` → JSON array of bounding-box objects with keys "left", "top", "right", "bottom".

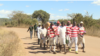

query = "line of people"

[{"left": 28, "top": 21, "right": 86, "bottom": 54}]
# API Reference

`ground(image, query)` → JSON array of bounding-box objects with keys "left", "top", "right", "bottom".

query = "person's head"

[
  {"left": 38, "top": 25, "right": 41, "bottom": 27},
  {"left": 77, "top": 24, "right": 80, "bottom": 27},
  {"left": 57, "top": 21, "right": 60, "bottom": 26},
  {"left": 73, "top": 21, "right": 76, "bottom": 26},
  {"left": 50, "top": 22, "right": 54, "bottom": 26},
  {"left": 64, "top": 23, "right": 66, "bottom": 26},
  {"left": 80, "top": 21, "right": 83, "bottom": 26},
  {"left": 61, "top": 21, "right": 64, "bottom": 27},
  {"left": 42, "top": 24, "right": 45, "bottom": 29},
  {"left": 30, "top": 24, "right": 33, "bottom": 26},
  {"left": 67, "top": 21, "right": 71, "bottom": 26}
]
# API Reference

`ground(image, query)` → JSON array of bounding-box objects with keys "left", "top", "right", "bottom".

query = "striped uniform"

[
  {"left": 47, "top": 25, "right": 57, "bottom": 45},
  {"left": 66, "top": 26, "right": 71, "bottom": 46},
  {"left": 55, "top": 26, "right": 60, "bottom": 44},
  {"left": 69, "top": 26, "right": 79, "bottom": 51},
  {"left": 78, "top": 26, "right": 85, "bottom": 46},
  {"left": 66, "top": 26, "right": 71, "bottom": 37},
  {"left": 70, "top": 26, "right": 79, "bottom": 38}
]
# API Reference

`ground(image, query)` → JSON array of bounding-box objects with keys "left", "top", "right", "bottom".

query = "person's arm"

[{"left": 27, "top": 27, "right": 30, "bottom": 32}]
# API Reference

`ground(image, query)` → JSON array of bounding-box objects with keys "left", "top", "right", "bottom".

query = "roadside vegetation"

[{"left": 0, "top": 28, "right": 25, "bottom": 56}]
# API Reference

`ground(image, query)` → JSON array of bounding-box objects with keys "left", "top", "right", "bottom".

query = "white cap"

[
  {"left": 80, "top": 21, "right": 83, "bottom": 24},
  {"left": 39, "top": 23, "right": 41, "bottom": 25}
]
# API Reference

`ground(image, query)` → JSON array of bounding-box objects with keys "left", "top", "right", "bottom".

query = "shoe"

[
  {"left": 53, "top": 51, "right": 56, "bottom": 54},
  {"left": 69, "top": 49, "right": 71, "bottom": 52},
  {"left": 49, "top": 50, "right": 52, "bottom": 53},
  {"left": 82, "top": 51, "right": 85, "bottom": 53},
  {"left": 75, "top": 51, "right": 78, "bottom": 54}
]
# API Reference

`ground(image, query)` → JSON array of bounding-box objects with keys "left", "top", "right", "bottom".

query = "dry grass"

[
  {"left": 86, "top": 27, "right": 100, "bottom": 37},
  {"left": 0, "top": 28, "right": 25, "bottom": 56}
]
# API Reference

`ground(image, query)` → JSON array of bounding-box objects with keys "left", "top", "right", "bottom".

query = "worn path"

[{"left": 3, "top": 27, "right": 100, "bottom": 56}]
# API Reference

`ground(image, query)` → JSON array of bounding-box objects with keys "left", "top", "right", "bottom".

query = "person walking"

[
  {"left": 56, "top": 21, "right": 60, "bottom": 49},
  {"left": 39, "top": 24, "right": 47, "bottom": 49},
  {"left": 34, "top": 23, "right": 37, "bottom": 38},
  {"left": 27, "top": 24, "right": 34, "bottom": 39},
  {"left": 66, "top": 21, "right": 72, "bottom": 47},
  {"left": 69, "top": 22, "right": 79, "bottom": 54},
  {"left": 59, "top": 22, "right": 66, "bottom": 54},
  {"left": 37, "top": 24, "right": 41, "bottom": 44},
  {"left": 78, "top": 21, "right": 86, "bottom": 52},
  {"left": 47, "top": 22, "right": 57, "bottom": 54}
]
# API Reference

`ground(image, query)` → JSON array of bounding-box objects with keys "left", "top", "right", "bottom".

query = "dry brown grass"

[
  {"left": 0, "top": 28, "right": 25, "bottom": 56},
  {"left": 86, "top": 27, "right": 100, "bottom": 37}
]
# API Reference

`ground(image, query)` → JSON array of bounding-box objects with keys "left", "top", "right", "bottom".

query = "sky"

[{"left": 0, "top": 0, "right": 100, "bottom": 20}]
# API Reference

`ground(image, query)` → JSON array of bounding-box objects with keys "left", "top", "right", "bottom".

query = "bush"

[{"left": 0, "top": 29, "right": 20, "bottom": 56}]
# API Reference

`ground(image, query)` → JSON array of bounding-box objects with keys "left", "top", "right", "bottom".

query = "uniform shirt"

[
  {"left": 70, "top": 26, "right": 79, "bottom": 37},
  {"left": 47, "top": 25, "right": 57, "bottom": 38},
  {"left": 39, "top": 28, "right": 47, "bottom": 38},
  {"left": 56, "top": 26, "right": 60, "bottom": 35},
  {"left": 66, "top": 26, "right": 71, "bottom": 37},
  {"left": 59, "top": 26, "right": 66, "bottom": 38},
  {"left": 79, "top": 26, "right": 85, "bottom": 35}
]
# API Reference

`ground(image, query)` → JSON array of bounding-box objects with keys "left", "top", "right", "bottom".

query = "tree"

[
  {"left": 32, "top": 10, "right": 50, "bottom": 24},
  {"left": 68, "top": 13, "right": 84, "bottom": 24},
  {"left": 8, "top": 11, "right": 32, "bottom": 26}
]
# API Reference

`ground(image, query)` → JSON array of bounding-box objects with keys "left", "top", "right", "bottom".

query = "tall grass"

[
  {"left": 86, "top": 27, "right": 100, "bottom": 37},
  {"left": 0, "top": 29, "right": 23, "bottom": 56}
]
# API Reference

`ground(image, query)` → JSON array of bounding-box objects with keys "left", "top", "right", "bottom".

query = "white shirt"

[
  {"left": 39, "top": 28, "right": 47, "bottom": 37},
  {"left": 59, "top": 26, "right": 66, "bottom": 38},
  {"left": 37, "top": 26, "right": 41, "bottom": 33}
]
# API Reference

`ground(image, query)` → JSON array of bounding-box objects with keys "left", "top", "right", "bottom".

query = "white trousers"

[
  {"left": 59, "top": 37, "right": 66, "bottom": 45},
  {"left": 37, "top": 32, "right": 40, "bottom": 39},
  {"left": 66, "top": 35, "right": 71, "bottom": 47},
  {"left": 78, "top": 35, "right": 85, "bottom": 47},
  {"left": 69, "top": 37, "right": 78, "bottom": 51},
  {"left": 49, "top": 37, "right": 56, "bottom": 46},
  {"left": 40, "top": 38, "right": 46, "bottom": 44},
  {"left": 56, "top": 35, "right": 59, "bottom": 44}
]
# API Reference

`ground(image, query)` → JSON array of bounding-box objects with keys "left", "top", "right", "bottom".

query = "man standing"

[
  {"left": 37, "top": 24, "right": 41, "bottom": 44},
  {"left": 69, "top": 22, "right": 79, "bottom": 54},
  {"left": 34, "top": 23, "right": 37, "bottom": 38},
  {"left": 27, "top": 24, "right": 34, "bottom": 39},
  {"left": 66, "top": 21, "right": 71, "bottom": 47},
  {"left": 59, "top": 22, "right": 66, "bottom": 54},
  {"left": 78, "top": 21, "right": 86, "bottom": 52},
  {"left": 39, "top": 24, "right": 47, "bottom": 49},
  {"left": 47, "top": 22, "right": 57, "bottom": 54}
]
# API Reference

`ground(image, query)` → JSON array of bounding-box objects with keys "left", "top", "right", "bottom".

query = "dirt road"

[{"left": 3, "top": 27, "right": 100, "bottom": 56}]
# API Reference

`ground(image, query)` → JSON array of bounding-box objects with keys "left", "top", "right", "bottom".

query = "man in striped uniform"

[
  {"left": 56, "top": 21, "right": 60, "bottom": 49},
  {"left": 69, "top": 22, "right": 79, "bottom": 54},
  {"left": 66, "top": 21, "right": 71, "bottom": 47},
  {"left": 78, "top": 21, "right": 86, "bottom": 52},
  {"left": 47, "top": 22, "right": 57, "bottom": 54}
]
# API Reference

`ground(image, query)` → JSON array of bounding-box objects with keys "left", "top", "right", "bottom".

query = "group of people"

[{"left": 27, "top": 21, "right": 86, "bottom": 54}]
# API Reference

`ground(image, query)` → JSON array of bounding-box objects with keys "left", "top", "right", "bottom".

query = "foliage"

[{"left": 32, "top": 10, "right": 50, "bottom": 24}]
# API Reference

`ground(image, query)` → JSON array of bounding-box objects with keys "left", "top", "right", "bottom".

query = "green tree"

[
  {"left": 32, "top": 10, "right": 50, "bottom": 24},
  {"left": 8, "top": 11, "right": 32, "bottom": 26}
]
